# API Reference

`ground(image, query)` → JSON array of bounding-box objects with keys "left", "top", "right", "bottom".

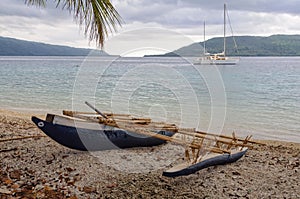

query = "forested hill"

[
  {"left": 3, "top": 35, "right": 300, "bottom": 57},
  {"left": 149, "top": 35, "right": 300, "bottom": 57},
  {"left": 0, "top": 36, "right": 108, "bottom": 56}
]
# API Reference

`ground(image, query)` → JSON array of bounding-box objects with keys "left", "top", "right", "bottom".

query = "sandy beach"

[{"left": 0, "top": 109, "right": 299, "bottom": 198}]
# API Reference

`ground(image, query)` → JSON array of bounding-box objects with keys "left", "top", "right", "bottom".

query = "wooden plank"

[
  {"left": 60, "top": 113, "right": 179, "bottom": 133},
  {"left": 63, "top": 110, "right": 131, "bottom": 118},
  {"left": 63, "top": 110, "right": 154, "bottom": 124},
  {"left": 62, "top": 114, "right": 99, "bottom": 123}
]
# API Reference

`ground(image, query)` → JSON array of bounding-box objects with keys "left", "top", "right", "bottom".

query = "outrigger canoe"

[
  {"left": 32, "top": 114, "right": 175, "bottom": 151},
  {"left": 31, "top": 102, "right": 263, "bottom": 177}
]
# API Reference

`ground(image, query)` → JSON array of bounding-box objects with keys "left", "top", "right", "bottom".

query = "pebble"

[
  {"left": 0, "top": 187, "right": 11, "bottom": 194},
  {"left": 34, "top": 184, "right": 44, "bottom": 191},
  {"left": 232, "top": 171, "right": 241, "bottom": 175},
  {"left": 9, "top": 170, "right": 21, "bottom": 180},
  {"left": 82, "top": 186, "right": 96, "bottom": 193},
  {"left": 106, "top": 183, "right": 118, "bottom": 188}
]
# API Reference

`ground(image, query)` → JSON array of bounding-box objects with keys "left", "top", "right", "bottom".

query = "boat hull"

[
  {"left": 194, "top": 58, "right": 239, "bottom": 65},
  {"left": 32, "top": 116, "right": 175, "bottom": 151},
  {"left": 163, "top": 148, "right": 248, "bottom": 177}
]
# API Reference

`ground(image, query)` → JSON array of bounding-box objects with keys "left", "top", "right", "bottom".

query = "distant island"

[
  {"left": 2, "top": 35, "right": 300, "bottom": 57},
  {"left": 0, "top": 36, "right": 108, "bottom": 56},
  {"left": 145, "top": 35, "right": 300, "bottom": 57}
]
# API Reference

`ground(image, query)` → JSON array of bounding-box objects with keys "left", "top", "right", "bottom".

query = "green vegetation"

[
  {"left": 0, "top": 36, "right": 108, "bottom": 56},
  {"left": 154, "top": 35, "right": 300, "bottom": 57},
  {"left": 3, "top": 34, "right": 300, "bottom": 57}
]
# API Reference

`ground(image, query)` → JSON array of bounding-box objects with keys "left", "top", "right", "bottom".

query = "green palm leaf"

[{"left": 25, "top": 0, "right": 122, "bottom": 48}]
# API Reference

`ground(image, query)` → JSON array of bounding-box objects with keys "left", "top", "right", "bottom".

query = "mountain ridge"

[
  {"left": 145, "top": 34, "right": 300, "bottom": 57},
  {"left": 2, "top": 35, "right": 300, "bottom": 57},
  {"left": 0, "top": 36, "right": 107, "bottom": 56}
]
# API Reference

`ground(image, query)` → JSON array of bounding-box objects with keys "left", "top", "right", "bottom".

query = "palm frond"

[
  {"left": 25, "top": 0, "right": 123, "bottom": 48},
  {"left": 25, "top": 0, "right": 46, "bottom": 7},
  {"left": 56, "top": 0, "right": 123, "bottom": 48}
]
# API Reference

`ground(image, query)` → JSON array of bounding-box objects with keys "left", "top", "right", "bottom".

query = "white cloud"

[
  {"left": 1, "top": 0, "right": 300, "bottom": 53},
  {"left": 0, "top": 15, "right": 90, "bottom": 48},
  {"left": 105, "top": 26, "right": 195, "bottom": 56}
]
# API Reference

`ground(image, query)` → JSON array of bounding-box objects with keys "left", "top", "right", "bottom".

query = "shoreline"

[
  {"left": 0, "top": 107, "right": 58, "bottom": 119},
  {"left": 1, "top": 107, "right": 299, "bottom": 144},
  {"left": 1, "top": 109, "right": 299, "bottom": 198}
]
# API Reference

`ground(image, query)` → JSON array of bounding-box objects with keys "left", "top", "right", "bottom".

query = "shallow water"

[{"left": 0, "top": 56, "right": 299, "bottom": 142}]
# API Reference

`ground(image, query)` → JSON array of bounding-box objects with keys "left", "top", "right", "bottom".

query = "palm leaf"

[
  {"left": 25, "top": 0, "right": 46, "bottom": 7},
  {"left": 25, "top": 0, "right": 122, "bottom": 48}
]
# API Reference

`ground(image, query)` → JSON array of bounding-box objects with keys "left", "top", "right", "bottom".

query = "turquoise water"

[{"left": 0, "top": 56, "right": 299, "bottom": 142}]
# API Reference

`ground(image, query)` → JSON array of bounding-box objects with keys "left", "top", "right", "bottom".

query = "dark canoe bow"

[{"left": 31, "top": 115, "right": 175, "bottom": 151}]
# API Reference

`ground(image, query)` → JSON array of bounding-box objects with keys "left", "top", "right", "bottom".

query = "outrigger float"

[{"left": 32, "top": 102, "right": 263, "bottom": 177}]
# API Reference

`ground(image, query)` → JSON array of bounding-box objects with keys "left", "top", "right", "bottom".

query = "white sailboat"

[{"left": 194, "top": 4, "right": 239, "bottom": 65}]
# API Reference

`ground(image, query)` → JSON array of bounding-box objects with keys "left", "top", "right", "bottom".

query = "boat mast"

[
  {"left": 223, "top": 3, "right": 226, "bottom": 56},
  {"left": 203, "top": 21, "right": 206, "bottom": 55}
]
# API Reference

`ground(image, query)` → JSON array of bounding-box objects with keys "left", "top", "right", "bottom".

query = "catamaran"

[{"left": 195, "top": 4, "right": 239, "bottom": 65}]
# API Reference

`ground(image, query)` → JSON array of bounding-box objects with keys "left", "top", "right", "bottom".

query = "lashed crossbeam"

[{"left": 62, "top": 109, "right": 262, "bottom": 153}]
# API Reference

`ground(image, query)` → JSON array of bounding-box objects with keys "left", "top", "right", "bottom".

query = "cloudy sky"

[{"left": 1, "top": 0, "right": 300, "bottom": 54}]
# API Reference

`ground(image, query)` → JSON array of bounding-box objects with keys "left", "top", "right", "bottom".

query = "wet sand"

[{"left": 0, "top": 109, "right": 299, "bottom": 198}]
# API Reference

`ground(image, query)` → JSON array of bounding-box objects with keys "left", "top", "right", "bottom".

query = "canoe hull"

[
  {"left": 163, "top": 148, "right": 248, "bottom": 177},
  {"left": 32, "top": 116, "right": 174, "bottom": 151}
]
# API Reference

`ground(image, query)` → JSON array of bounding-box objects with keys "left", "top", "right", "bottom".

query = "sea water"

[{"left": 0, "top": 56, "right": 299, "bottom": 142}]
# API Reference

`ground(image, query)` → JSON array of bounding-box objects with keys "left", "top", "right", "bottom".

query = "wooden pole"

[
  {"left": 224, "top": 3, "right": 226, "bottom": 56},
  {"left": 85, "top": 101, "right": 108, "bottom": 119},
  {"left": 178, "top": 129, "right": 253, "bottom": 148},
  {"left": 193, "top": 130, "right": 264, "bottom": 145}
]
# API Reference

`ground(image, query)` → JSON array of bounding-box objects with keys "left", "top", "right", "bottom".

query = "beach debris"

[{"left": 0, "top": 147, "right": 18, "bottom": 153}]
